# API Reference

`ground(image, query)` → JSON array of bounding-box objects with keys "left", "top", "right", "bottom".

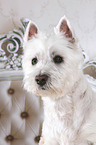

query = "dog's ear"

[
  {"left": 24, "top": 21, "right": 38, "bottom": 42},
  {"left": 55, "top": 16, "right": 75, "bottom": 43}
]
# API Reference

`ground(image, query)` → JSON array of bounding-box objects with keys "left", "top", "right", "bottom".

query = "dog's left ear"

[
  {"left": 55, "top": 16, "right": 75, "bottom": 43},
  {"left": 23, "top": 21, "right": 38, "bottom": 42}
]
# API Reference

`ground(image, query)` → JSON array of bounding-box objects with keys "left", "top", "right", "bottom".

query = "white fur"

[{"left": 23, "top": 16, "right": 96, "bottom": 145}]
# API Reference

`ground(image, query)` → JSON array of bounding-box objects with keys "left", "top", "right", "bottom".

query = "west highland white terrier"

[{"left": 23, "top": 16, "right": 96, "bottom": 145}]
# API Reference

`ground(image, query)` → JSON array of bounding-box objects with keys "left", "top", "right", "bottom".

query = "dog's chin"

[
  {"left": 35, "top": 86, "right": 50, "bottom": 97},
  {"left": 34, "top": 86, "right": 64, "bottom": 99}
]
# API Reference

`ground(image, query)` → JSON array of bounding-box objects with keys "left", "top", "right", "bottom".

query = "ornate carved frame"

[{"left": 0, "top": 18, "right": 30, "bottom": 80}]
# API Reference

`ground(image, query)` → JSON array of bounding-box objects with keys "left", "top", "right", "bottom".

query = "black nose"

[{"left": 35, "top": 74, "right": 48, "bottom": 87}]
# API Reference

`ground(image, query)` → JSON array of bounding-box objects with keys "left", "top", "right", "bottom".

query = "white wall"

[{"left": 0, "top": 0, "right": 96, "bottom": 59}]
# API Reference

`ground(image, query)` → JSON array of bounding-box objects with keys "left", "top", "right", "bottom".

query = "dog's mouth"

[
  {"left": 35, "top": 85, "right": 50, "bottom": 97},
  {"left": 36, "top": 84, "right": 62, "bottom": 98},
  {"left": 41, "top": 87, "right": 46, "bottom": 90},
  {"left": 38, "top": 85, "right": 48, "bottom": 91}
]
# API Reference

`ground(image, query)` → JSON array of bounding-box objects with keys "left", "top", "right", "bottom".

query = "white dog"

[{"left": 23, "top": 16, "right": 96, "bottom": 145}]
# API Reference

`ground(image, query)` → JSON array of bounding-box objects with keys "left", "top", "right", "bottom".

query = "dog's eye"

[
  {"left": 53, "top": 55, "right": 63, "bottom": 64},
  {"left": 32, "top": 57, "right": 38, "bottom": 65}
]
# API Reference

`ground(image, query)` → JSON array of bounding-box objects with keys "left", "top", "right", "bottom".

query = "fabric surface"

[{"left": 0, "top": 80, "right": 42, "bottom": 145}]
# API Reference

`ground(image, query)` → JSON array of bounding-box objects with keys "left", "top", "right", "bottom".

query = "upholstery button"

[
  {"left": 34, "top": 135, "right": 40, "bottom": 143},
  {"left": 8, "top": 88, "right": 15, "bottom": 95},
  {"left": 5, "top": 135, "right": 14, "bottom": 142},
  {"left": 21, "top": 111, "right": 29, "bottom": 119}
]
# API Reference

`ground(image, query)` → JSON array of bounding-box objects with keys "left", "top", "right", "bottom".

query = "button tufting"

[
  {"left": 8, "top": 88, "right": 15, "bottom": 95},
  {"left": 34, "top": 135, "right": 40, "bottom": 143},
  {"left": 5, "top": 135, "right": 14, "bottom": 142},
  {"left": 21, "top": 111, "right": 29, "bottom": 119}
]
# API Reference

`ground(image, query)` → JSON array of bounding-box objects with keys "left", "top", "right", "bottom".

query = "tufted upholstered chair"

[
  {"left": 0, "top": 19, "right": 43, "bottom": 145},
  {"left": 0, "top": 18, "right": 96, "bottom": 145}
]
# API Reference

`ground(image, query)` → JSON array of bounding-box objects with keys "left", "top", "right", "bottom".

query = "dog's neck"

[
  {"left": 42, "top": 73, "right": 93, "bottom": 132},
  {"left": 43, "top": 71, "right": 93, "bottom": 113},
  {"left": 43, "top": 71, "right": 93, "bottom": 114}
]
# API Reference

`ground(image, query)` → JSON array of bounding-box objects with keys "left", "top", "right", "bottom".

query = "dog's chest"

[{"left": 43, "top": 96, "right": 74, "bottom": 135}]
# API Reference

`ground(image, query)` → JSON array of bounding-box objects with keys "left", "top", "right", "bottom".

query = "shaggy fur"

[{"left": 23, "top": 16, "right": 96, "bottom": 145}]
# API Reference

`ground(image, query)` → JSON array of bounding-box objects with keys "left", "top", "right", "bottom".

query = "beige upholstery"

[
  {"left": 0, "top": 80, "right": 42, "bottom": 145},
  {"left": 0, "top": 19, "right": 43, "bottom": 145}
]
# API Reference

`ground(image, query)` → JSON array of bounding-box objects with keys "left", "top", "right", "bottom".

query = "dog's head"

[{"left": 23, "top": 16, "right": 83, "bottom": 99}]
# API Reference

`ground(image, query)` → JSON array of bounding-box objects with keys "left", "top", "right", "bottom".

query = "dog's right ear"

[{"left": 23, "top": 21, "right": 38, "bottom": 42}]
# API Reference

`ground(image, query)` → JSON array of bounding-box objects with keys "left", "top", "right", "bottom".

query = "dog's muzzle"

[{"left": 35, "top": 74, "right": 48, "bottom": 87}]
